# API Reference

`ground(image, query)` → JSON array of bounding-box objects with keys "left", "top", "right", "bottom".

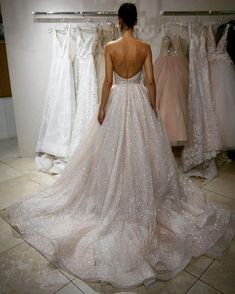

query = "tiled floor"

[{"left": 0, "top": 137, "right": 234, "bottom": 294}]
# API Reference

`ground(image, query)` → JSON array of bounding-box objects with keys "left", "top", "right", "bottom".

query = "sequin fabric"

[
  {"left": 95, "top": 23, "right": 116, "bottom": 104},
  {"left": 180, "top": 25, "right": 221, "bottom": 172},
  {"left": 9, "top": 71, "right": 234, "bottom": 288},
  {"left": 36, "top": 25, "right": 76, "bottom": 158}
]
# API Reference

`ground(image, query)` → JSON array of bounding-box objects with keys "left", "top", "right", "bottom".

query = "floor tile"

[
  {"left": 187, "top": 280, "right": 220, "bottom": 294},
  {"left": 204, "top": 190, "right": 235, "bottom": 212},
  {"left": 50, "top": 260, "right": 76, "bottom": 281},
  {"left": 26, "top": 171, "right": 57, "bottom": 187},
  {"left": 223, "top": 161, "right": 235, "bottom": 176},
  {"left": 0, "top": 242, "right": 69, "bottom": 294},
  {"left": 73, "top": 278, "right": 102, "bottom": 293},
  {"left": 137, "top": 271, "right": 196, "bottom": 294},
  {"left": 185, "top": 255, "right": 213, "bottom": 278},
  {"left": 0, "top": 162, "right": 21, "bottom": 183},
  {"left": 0, "top": 145, "right": 20, "bottom": 162},
  {"left": 0, "top": 174, "right": 40, "bottom": 209},
  {"left": 200, "top": 240, "right": 235, "bottom": 294},
  {"left": 101, "top": 271, "right": 197, "bottom": 294},
  {"left": 204, "top": 173, "right": 235, "bottom": 199},
  {"left": 0, "top": 217, "right": 23, "bottom": 254},
  {"left": 4, "top": 157, "right": 36, "bottom": 174},
  {"left": 56, "top": 282, "right": 83, "bottom": 294}
]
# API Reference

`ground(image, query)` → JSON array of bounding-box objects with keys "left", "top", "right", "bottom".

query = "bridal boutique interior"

[{"left": 0, "top": 0, "right": 235, "bottom": 293}]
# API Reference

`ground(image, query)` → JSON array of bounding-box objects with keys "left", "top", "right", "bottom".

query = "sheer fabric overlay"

[
  {"left": 9, "top": 71, "right": 234, "bottom": 288},
  {"left": 180, "top": 25, "right": 221, "bottom": 172},
  {"left": 207, "top": 24, "right": 235, "bottom": 149}
]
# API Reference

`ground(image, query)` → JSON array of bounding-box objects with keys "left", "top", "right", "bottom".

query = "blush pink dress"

[{"left": 154, "top": 35, "right": 189, "bottom": 146}]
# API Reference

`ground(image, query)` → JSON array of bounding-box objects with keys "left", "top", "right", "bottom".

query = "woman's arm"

[
  {"left": 98, "top": 44, "right": 113, "bottom": 125},
  {"left": 144, "top": 44, "right": 156, "bottom": 110}
]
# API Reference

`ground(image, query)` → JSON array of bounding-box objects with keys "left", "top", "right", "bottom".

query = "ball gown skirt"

[{"left": 8, "top": 71, "right": 234, "bottom": 288}]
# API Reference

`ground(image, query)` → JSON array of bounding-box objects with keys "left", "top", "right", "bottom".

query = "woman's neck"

[{"left": 121, "top": 28, "right": 134, "bottom": 38}]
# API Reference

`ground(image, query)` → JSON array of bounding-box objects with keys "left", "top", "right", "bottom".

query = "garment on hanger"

[
  {"left": 180, "top": 24, "right": 221, "bottom": 177},
  {"left": 69, "top": 25, "right": 99, "bottom": 155},
  {"left": 216, "top": 20, "right": 235, "bottom": 64},
  {"left": 207, "top": 24, "right": 235, "bottom": 150},
  {"left": 154, "top": 28, "right": 189, "bottom": 146},
  {"left": 8, "top": 70, "right": 235, "bottom": 288},
  {"left": 35, "top": 25, "right": 76, "bottom": 173},
  {"left": 95, "top": 23, "right": 116, "bottom": 104}
]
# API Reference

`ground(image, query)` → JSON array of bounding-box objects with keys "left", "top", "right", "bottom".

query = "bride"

[{"left": 9, "top": 3, "right": 234, "bottom": 289}]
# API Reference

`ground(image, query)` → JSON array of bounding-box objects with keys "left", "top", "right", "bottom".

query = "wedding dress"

[
  {"left": 69, "top": 25, "right": 98, "bottom": 155},
  {"left": 207, "top": 24, "right": 235, "bottom": 149},
  {"left": 180, "top": 25, "right": 221, "bottom": 177},
  {"left": 9, "top": 71, "right": 234, "bottom": 288},
  {"left": 154, "top": 35, "right": 189, "bottom": 146},
  {"left": 35, "top": 25, "right": 76, "bottom": 171},
  {"left": 95, "top": 23, "right": 116, "bottom": 104}
]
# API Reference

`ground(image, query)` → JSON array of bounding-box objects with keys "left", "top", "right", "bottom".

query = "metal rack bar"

[
  {"left": 160, "top": 10, "right": 235, "bottom": 16},
  {"left": 32, "top": 11, "right": 118, "bottom": 16}
]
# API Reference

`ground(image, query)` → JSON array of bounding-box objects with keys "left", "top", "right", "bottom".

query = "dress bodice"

[
  {"left": 114, "top": 71, "right": 142, "bottom": 85},
  {"left": 52, "top": 25, "right": 71, "bottom": 58},
  {"left": 207, "top": 24, "right": 231, "bottom": 63},
  {"left": 75, "top": 26, "right": 97, "bottom": 58}
]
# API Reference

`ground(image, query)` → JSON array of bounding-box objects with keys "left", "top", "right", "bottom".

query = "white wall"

[
  {"left": 0, "top": 98, "right": 17, "bottom": 139},
  {"left": 0, "top": 0, "right": 235, "bottom": 156}
]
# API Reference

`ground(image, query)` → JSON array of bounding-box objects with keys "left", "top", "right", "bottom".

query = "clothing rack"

[
  {"left": 32, "top": 11, "right": 118, "bottom": 16},
  {"left": 160, "top": 10, "right": 235, "bottom": 16}
]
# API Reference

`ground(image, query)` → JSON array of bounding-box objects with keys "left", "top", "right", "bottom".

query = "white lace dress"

[
  {"left": 69, "top": 25, "right": 99, "bottom": 155},
  {"left": 35, "top": 26, "right": 76, "bottom": 171},
  {"left": 9, "top": 71, "right": 234, "bottom": 288},
  {"left": 180, "top": 25, "right": 221, "bottom": 177},
  {"left": 207, "top": 24, "right": 235, "bottom": 149}
]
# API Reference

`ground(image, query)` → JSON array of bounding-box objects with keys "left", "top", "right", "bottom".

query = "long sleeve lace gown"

[{"left": 8, "top": 70, "right": 235, "bottom": 288}]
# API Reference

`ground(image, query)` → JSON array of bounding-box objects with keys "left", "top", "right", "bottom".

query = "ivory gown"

[
  {"left": 180, "top": 25, "right": 221, "bottom": 178},
  {"left": 9, "top": 71, "right": 234, "bottom": 288},
  {"left": 35, "top": 26, "right": 75, "bottom": 171},
  {"left": 69, "top": 25, "right": 99, "bottom": 155},
  {"left": 207, "top": 24, "right": 235, "bottom": 149}
]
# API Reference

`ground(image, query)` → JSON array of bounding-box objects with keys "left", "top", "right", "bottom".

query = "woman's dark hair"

[{"left": 118, "top": 3, "right": 137, "bottom": 28}]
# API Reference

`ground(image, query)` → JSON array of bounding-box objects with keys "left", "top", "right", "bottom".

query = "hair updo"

[{"left": 118, "top": 3, "right": 137, "bottom": 29}]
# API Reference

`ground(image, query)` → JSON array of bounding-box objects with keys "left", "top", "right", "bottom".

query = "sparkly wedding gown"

[{"left": 9, "top": 71, "right": 234, "bottom": 288}]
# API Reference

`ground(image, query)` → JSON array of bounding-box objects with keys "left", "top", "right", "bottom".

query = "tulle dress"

[
  {"left": 8, "top": 70, "right": 234, "bottom": 288},
  {"left": 154, "top": 35, "right": 188, "bottom": 146},
  {"left": 207, "top": 24, "right": 235, "bottom": 149}
]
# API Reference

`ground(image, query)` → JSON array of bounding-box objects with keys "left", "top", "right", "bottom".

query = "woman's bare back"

[{"left": 107, "top": 36, "right": 149, "bottom": 79}]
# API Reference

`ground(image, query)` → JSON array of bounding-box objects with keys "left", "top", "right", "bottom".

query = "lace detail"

[
  {"left": 180, "top": 25, "right": 221, "bottom": 172},
  {"left": 207, "top": 25, "right": 232, "bottom": 64},
  {"left": 207, "top": 24, "right": 235, "bottom": 149}
]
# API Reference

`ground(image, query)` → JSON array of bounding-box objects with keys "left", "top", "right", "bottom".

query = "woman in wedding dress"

[{"left": 8, "top": 3, "right": 234, "bottom": 289}]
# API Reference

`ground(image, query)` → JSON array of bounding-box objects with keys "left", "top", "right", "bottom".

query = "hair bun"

[{"left": 118, "top": 3, "right": 137, "bottom": 28}]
